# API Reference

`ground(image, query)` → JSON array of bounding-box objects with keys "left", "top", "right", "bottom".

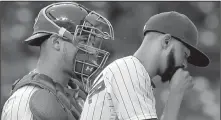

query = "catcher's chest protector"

[{"left": 11, "top": 73, "right": 81, "bottom": 120}]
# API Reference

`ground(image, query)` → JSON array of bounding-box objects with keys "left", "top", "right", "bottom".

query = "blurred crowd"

[{"left": 1, "top": 1, "right": 220, "bottom": 120}]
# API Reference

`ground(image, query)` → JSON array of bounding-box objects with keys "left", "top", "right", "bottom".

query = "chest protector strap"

[{"left": 11, "top": 72, "right": 81, "bottom": 120}]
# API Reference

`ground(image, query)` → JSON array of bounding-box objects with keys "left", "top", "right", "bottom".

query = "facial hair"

[{"left": 161, "top": 49, "right": 184, "bottom": 83}]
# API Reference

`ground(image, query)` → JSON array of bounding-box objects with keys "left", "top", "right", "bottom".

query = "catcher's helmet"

[{"left": 24, "top": 2, "right": 114, "bottom": 92}]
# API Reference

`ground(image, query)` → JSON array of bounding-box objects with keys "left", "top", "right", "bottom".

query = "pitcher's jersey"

[{"left": 80, "top": 56, "right": 157, "bottom": 120}]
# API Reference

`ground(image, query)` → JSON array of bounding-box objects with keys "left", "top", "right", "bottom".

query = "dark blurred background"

[{"left": 1, "top": 1, "right": 220, "bottom": 120}]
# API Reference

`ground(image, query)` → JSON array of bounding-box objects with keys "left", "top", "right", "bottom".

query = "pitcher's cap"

[{"left": 143, "top": 11, "right": 210, "bottom": 67}]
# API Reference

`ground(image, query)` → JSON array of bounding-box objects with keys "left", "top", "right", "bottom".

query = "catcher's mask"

[
  {"left": 24, "top": 2, "right": 114, "bottom": 92},
  {"left": 74, "top": 11, "right": 114, "bottom": 92}
]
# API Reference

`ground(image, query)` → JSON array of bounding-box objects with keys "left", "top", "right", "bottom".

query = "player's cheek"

[
  {"left": 69, "top": 45, "right": 78, "bottom": 63},
  {"left": 174, "top": 51, "right": 183, "bottom": 67},
  {"left": 160, "top": 58, "right": 167, "bottom": 74}
]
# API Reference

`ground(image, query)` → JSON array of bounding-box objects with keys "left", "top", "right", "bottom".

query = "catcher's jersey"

[
  {"left": 80, "top": 56, "right": 157, "bottom": 120},
  {"left": 1, "top": 85, "right": 40, "bottom": 120}
]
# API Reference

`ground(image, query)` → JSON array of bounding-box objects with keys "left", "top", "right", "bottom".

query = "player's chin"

[
  {"left": 158, "top": 69, "right": 170, "bottom": 83},
  {"left": 161, "top": 75, "right": 171, "bottom": 83},
  {"left": 65, "top": 69, "right": 75, "bottom": 78},
  {"left": 160, "top": 70, "right": 173, "bottom": 83},
  {"left": 63, "top": 65, "right": 75, "bottom": 77}
]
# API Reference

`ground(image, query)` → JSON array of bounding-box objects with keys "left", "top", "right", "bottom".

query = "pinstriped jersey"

[
  {"left": 1, "top": 85, "right": 40, "bottom": 120},
  {"left": 80, "top": 56, "right": 157, "bottom": 120}
]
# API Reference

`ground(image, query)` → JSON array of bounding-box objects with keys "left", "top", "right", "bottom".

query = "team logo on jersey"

[{"left": 86, "top": 66, "right": 94, "bottom": 72}]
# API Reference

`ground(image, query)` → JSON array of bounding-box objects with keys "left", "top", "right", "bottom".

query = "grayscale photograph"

[{"left": 0, "top": 1, "right": 220, "bottom": 120}]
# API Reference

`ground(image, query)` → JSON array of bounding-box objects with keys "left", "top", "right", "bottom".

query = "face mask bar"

[
  {"left": 82, "top": 11, "right": 114, "bottom": 41},
  {"left": 74, "top": 45, "right": 110, "bottom": 92},
  {"left": 73, "top": 32, "right": 110, "bottom": 92},
  {"left": 72, "top": 11, "right": 114, "bottom": 92}
]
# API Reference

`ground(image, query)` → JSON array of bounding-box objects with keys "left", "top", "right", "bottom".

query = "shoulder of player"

[
  {"left": 108, "top": 56, "right": 144, "bottom": 75},
  {"left": 115, "top": 56, "right": 133, "bottom": 64},
  {"left": 2, "top": 85, "right": 40, "bottom": 118},
  {"left": 107, "top": 56, "right": 131, "bottom": 71},
  {"left": 10, "top": 85, "right": 40, "bottom": 99},
  {"left": 29, "top": 89, "right": 68, "bottom": 120}
]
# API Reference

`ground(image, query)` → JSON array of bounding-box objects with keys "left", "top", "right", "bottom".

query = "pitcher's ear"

[{"left": 161, "top": 34, "right": 172, "bottom": 49}]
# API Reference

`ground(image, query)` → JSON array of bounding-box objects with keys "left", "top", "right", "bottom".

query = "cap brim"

[
  {"left": 24, "top": 33, "right": 51, "bottom": 46},
  {"left": 178, "top": 39, "right": 210, "bottom": 67}
]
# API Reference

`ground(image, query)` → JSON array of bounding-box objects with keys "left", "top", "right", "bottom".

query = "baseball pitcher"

[{"left": 80, "top": 11, "right": 210, "bottom": 120}]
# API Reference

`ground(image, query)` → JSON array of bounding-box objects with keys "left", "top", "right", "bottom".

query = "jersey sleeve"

[
  {"left": 106, "top": 58, "right": 158, "bottom": 120},
  {"left": 1, "top": 85, "right": 39, "bottom": 120}
]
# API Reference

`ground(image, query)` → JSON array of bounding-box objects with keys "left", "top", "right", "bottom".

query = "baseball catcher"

[
  {"left": 1, "top": 2, "right": 114, "bottom": 120},
  {"left": 80, "top": 11, "right": 210, "bottom": 120}
]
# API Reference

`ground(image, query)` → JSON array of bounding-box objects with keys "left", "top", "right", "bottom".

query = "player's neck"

[
  {"left": 35, "top": 59, "right": 69, "bottom": 87},
  {"left": 134, "top": 50, "right": 158, "bottom": 80}
]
